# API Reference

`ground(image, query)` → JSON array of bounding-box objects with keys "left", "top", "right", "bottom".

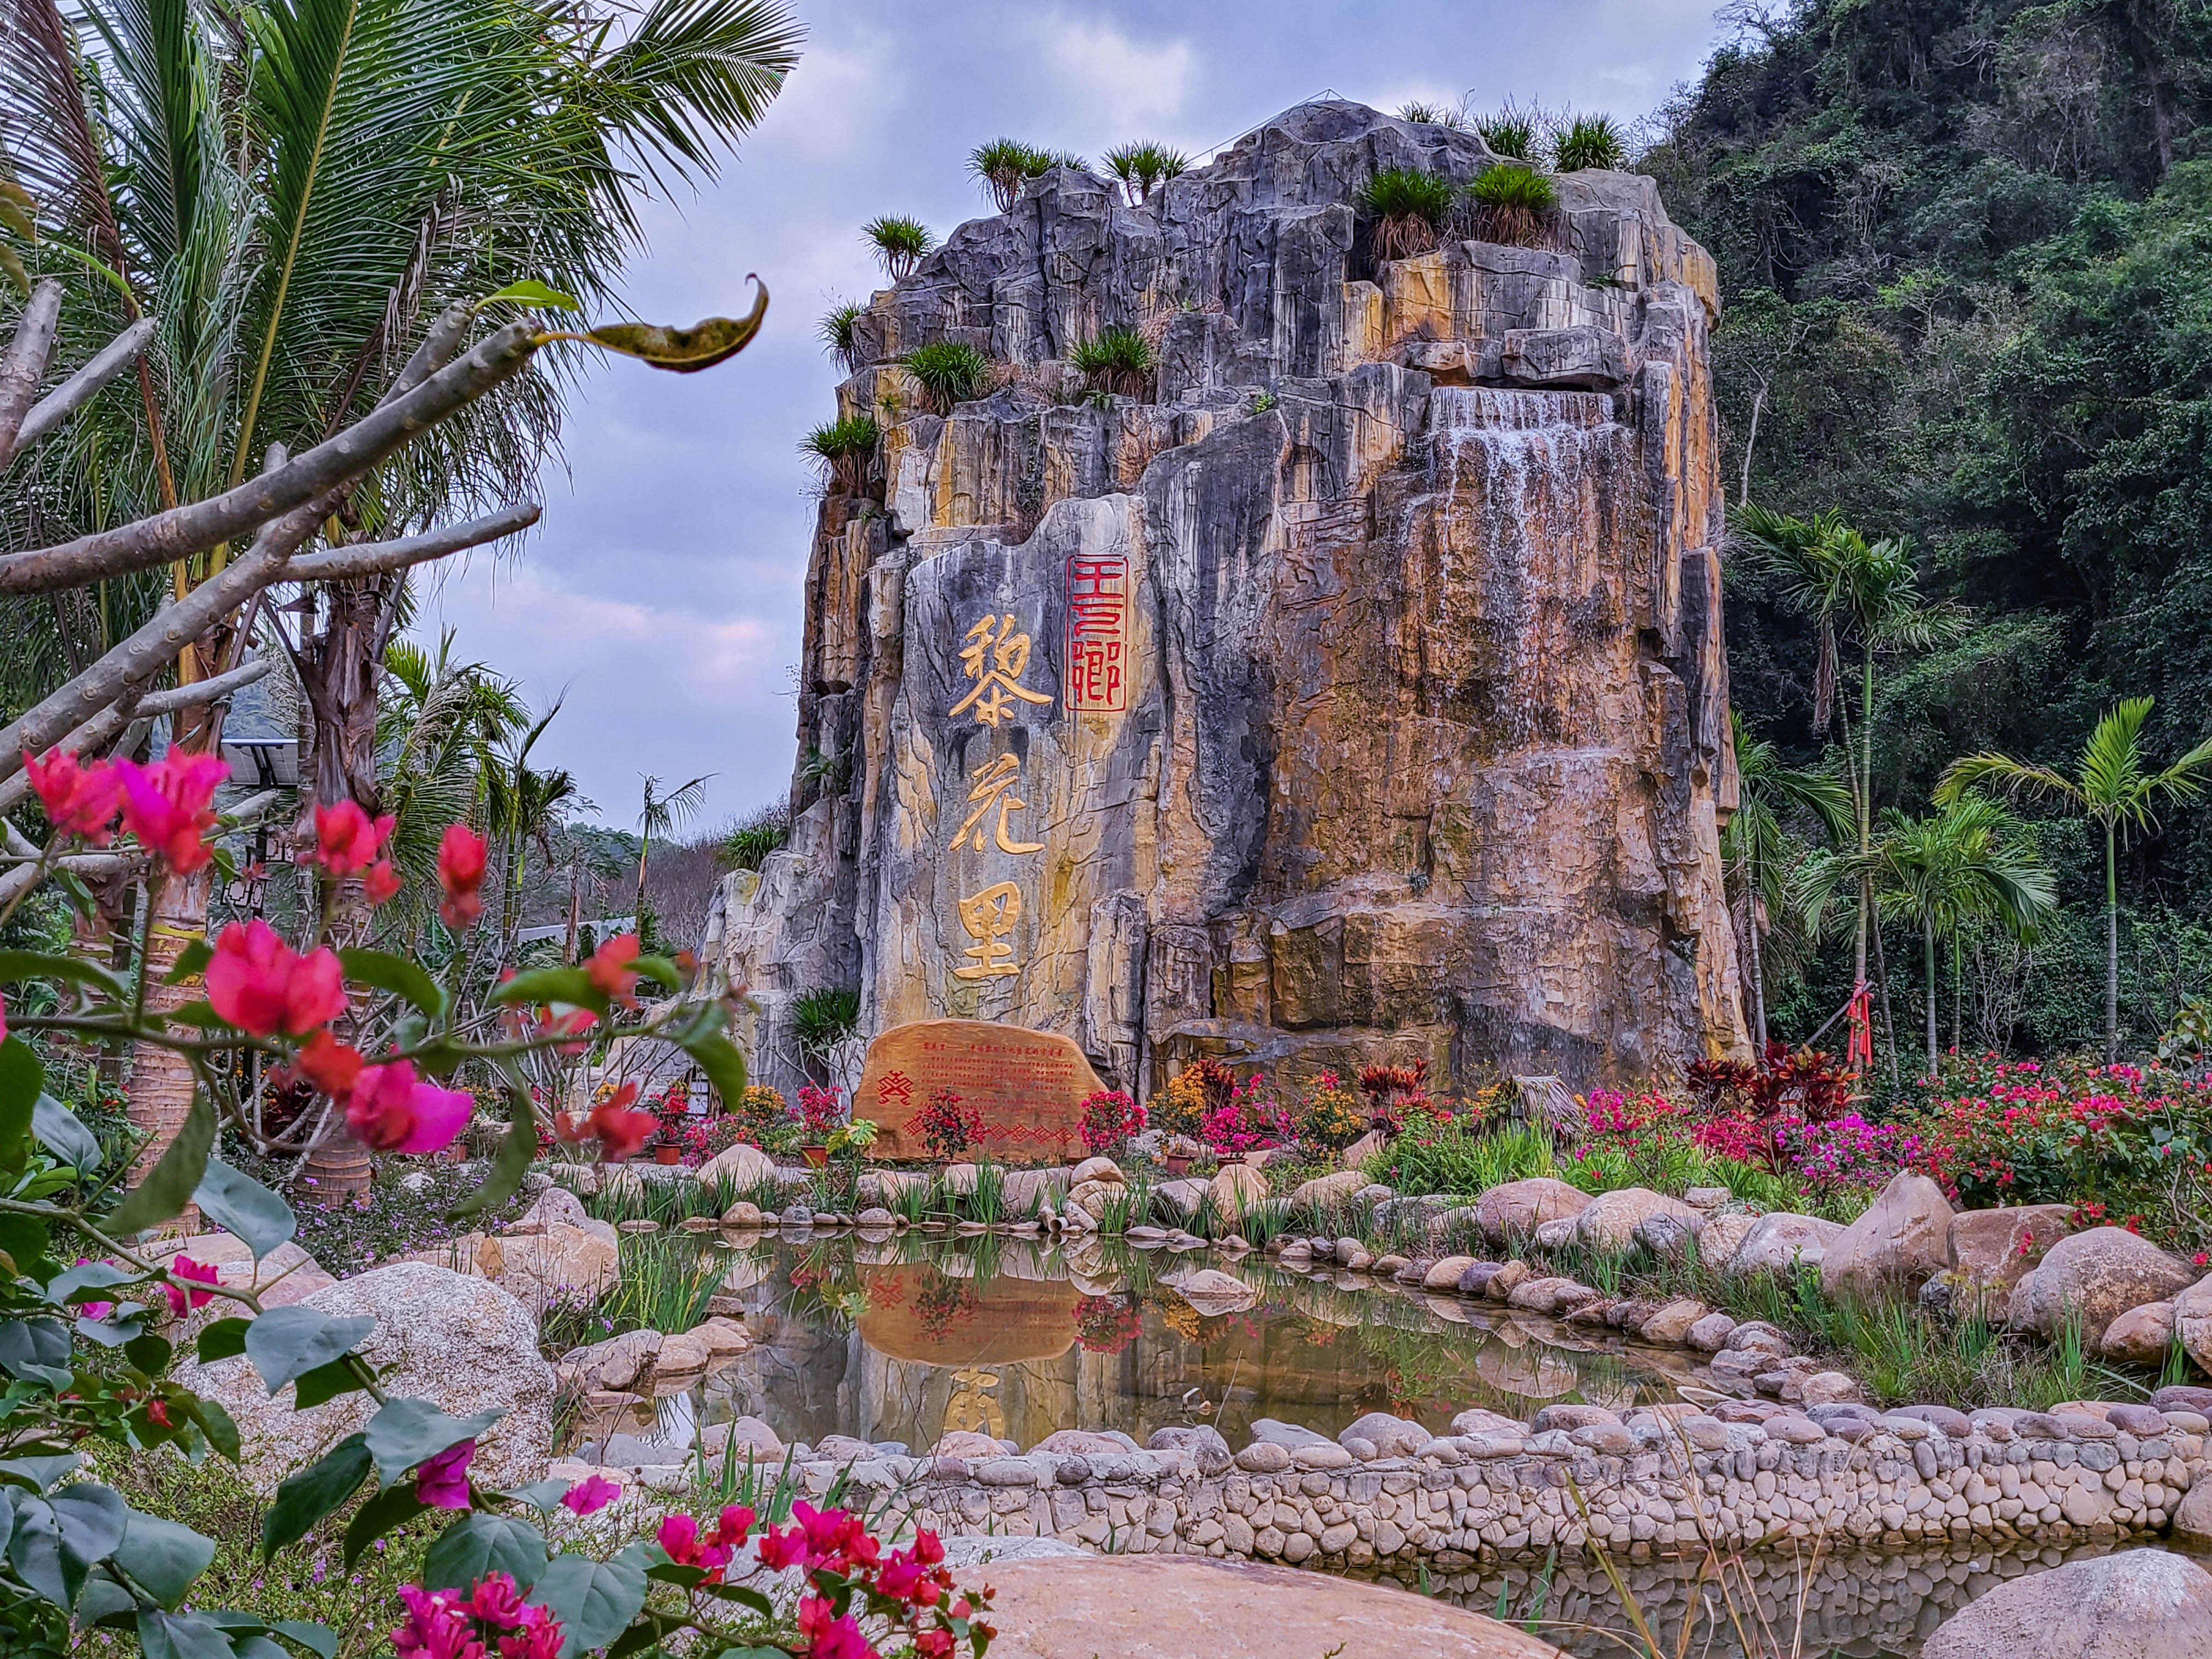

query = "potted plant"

[
  {"left": 797, "top": 1082, "right": 843, "bottom": 1167},
  {"left": 1161, "top": 1133, "right": 1201, "bottom": 1176},
  {"left": 653, "top": 1137, "right": 684, "bottom": 1166}
]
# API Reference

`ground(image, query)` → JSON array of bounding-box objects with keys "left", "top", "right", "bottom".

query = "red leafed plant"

[
  {"left": 1357, "top": 1059, "right": 1434, "bottom": 1137},
  {"left": 917, "top": 1088, "right": 984, "bottom": 1162},
  {"left": 1078, "top": 1089, "right": 1146, "bottom": 1156},
  {"left": 1689, "top": 1041, "right": 1850, "bottom": 1122}
]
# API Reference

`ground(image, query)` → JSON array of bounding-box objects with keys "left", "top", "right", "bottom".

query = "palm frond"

[{"left": 584, "top": 0, "right": 802, "bottom": 193}]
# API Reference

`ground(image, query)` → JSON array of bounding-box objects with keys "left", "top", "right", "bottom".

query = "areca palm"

[
  {"left": 1733, "top": 503, "right": 1965, "bottom": 1069},
  {"left": 636, "top": 772, "right": 711, "bottom": 938},
  {"left": 1804, "top": 797, "right": 2055, "bottom": 1075},
  {"left": 2, "top": 0, "right": 798, "bottom": 1193},
  {"left": 486, "top": 704, "right": 580, "bottom": 960},
  {"left": 1723, "top": 711, "right": 1854, "bottom": 1050},
  {"left": 1938, "top": 697, "right": 2212, "bottom": 1061}
]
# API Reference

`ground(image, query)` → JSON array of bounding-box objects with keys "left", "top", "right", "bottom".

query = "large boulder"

[
  {"left": 1945, "top": 1204, "right": 2075, "bottom": 1307},
  {"left": 2169, "top": 1272, "right": 2212, "bottom": 1372},
  {"left": 2012, "top": 1228, "right": 2199, "bottom": 1348},
  {"left": 1689, "top": 1211, "right": 1757, "bottom": 1269},
  {"left": 1726, "top": 1213, "right": 1844, "bottom": 1277},
  {"left": 1173, "top": 1269, "right": 1259, "bottom": 1315},
  {"left": 977, "top": 1555, "right": 1571, "bottom": 1658},
  {"left": 1921, "top": 1549, "right": 2212, "bottom": 1659},
  {"left": 2102, "top": 1301, "right": 2177, "bottom": 1365},
  {"left": 1818, "top": 1171, "right": 1954, "bottom": 1304},
  {"left": 173, "top": 1262, "right": 556, "bottom": 1493},
  {"left": 1475, "top": 1179, "right": 1591, "bottom": 1247},
  {"left": 1206, "top": 1162, "right": 1269, "bottom": 1221},
  {"left": 466, "top": 1222, "right": 619, "bottom": 1311},
  {"left": 1290, "top": 1169, "right": 1368, "bottom": 1216},
  {"left": 695, "top": 1142, "right": 777, "bottom": 1191},
  {"left": 1574, "top": 1188, "right": 1700, "bottom": 1252}
]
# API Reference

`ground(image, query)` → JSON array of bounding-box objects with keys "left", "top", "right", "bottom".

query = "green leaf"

[
  {"left": 76, "top": 1570, "right": 139, "bottom": 1626},
  {"left": 262, "top": 1436, "right": 371, "bottom": 1557},
  {"left": 448, "top": 1071, "right": 534, "bottom": 1221},
  {"left": 48, "top": 1260, "right": 133, "bottom": 1305},
  {"left": 198, "top": 1318, "right": 251, "bottom": 1363},
  {"left": 101, "top": 1092, "right": 216, "bottom": 1237},
  {"left": 363, "top": 1398, "right": 503, "bottom": 1486},
  {"left": 500, "top": 1480, "right": 571, "bottom": 1515},
  {"left": 165, "top": 1000, "right": 228, "bottom": 1030},
  {"left": 32, "top": 1093, "right": 101, "bottom": 1172},
  {"left": 582, "top": 282, "right": 767, "bottom": 374},
  {"left": 112, "top": 1512, "right": 217, "bottom": 1608},
  {"left": 680, "top": 1032, "right": 748, "bottom": 1115},
  {"left": 163, "top": 940, "right": 214, "bottom": 985},
  {"left": 0, "top": 1454, "right": 80, "bottom": 1493},
  {"left": 0, "top": 1211, "right": 49, "bottom": 1276},
  {"left": 420, "top": 1513, "right": 547, "bottom": 1593},
  {"left": 0, "top": 1318, "right": 71, "bottom": 1385},
  {"left": 243, "top": 1308, "right": 376, "bottom": 1396},
  {"left": 187, "top": 1396, "right": 241, "bottom": 1464},
  {"left": 704, "top": 1583, "right": 775, "bottom": 1617},
  {"left": 193, "top": 1160, "right": 297, "bottom": 1261},
  {"left": 492, "top": 964, "right": 602, "bottom": 1010},
  {"left": 268, "top": 1622, "right": 339, "bottom": 1659},
  {"left": 0, "top": 949, "right": 127, "bottom": 999},
  {"left": 10, "top": 1496, "right": 73, "bottom": 1605},
  {"left": 528, "top": 1547, "right": 648, "bottom": 1658},
  {"left": 336, "top": 947, "right": 447, "bottom": 1018},
  {"left": 138, "top": 1607, "right": 240, "bottom": 1659},
  {"left": 0, "top": 1040, "right": 41, "bottom": 1177},
  {"left": 630, "top": 956, "right": 682, "bottom": 992},
  {"left": 342, "top": 1481, "right": 427, "bottom": 1567},
  {"left": 289, "top": 1357, "right": 369, "bottom": 1410},
  {"left": 482, "top": 280, "right": 581, "bottom": 312},
  {"left": 125, "top": 1331, "right": 173, "bottom": 1374},
  {"left": 48, "top": 1482, "right": 128, "bottom": 1564}
]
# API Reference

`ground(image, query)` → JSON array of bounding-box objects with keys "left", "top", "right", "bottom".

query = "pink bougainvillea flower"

[
  {"left": 495, "top": 1604, "right": 563, "bottom": 1659},
  {"left": 585, "top": 933, "right": 642, "bottom": 1008},
  {"left": 363, "top": 860, "right": 403, "bottom": 906},
  {"left": 72, "top": 1257, "right": 114, "bottom": 1322},
  {"left": 163, "top": 1255, "right": 219, "bottom": 1318},
  {"left": 114, "top": 751, "right": 231, "bottom": 872},
  {"left": 414, "top": 1438, "right": 476, "bottom": 1509},
  {"left": 294, "top": 1029, "right": 365, "bottom": 1096},
  {"left": 437, "top": 824, "right": 487, "bottom": 930},
  {"left": 656, "top": 1512, "right": 733, "bottom": 1578},
  {"left": 206, "top": 919, "right": 348, "bottom": 1037},
  {"left": 584, "top": 1084, "right": 658, "bottom": 1163},
  {"left": 313, "top": 798, "right": 397, "bottom": 877},
  {"left": 23, "top": 748, "right": 122, "bottom": 844},
  {"left": 459, "top": 1572, "right": 523, "bottom": 1625},
  {"left": 544, "top": 1007, "right": 596, "bottom": 1056},
  {"left": 346, "top": 1060, "right": 474, "bottom": 1155},
  {"left": 712, "top": 1503, "right": 755, "bottom": 1548},
  {"left": 560, "top": 1474, "right": 622, "bottom": 1516},
  {"left": 795, "top": 1598, "right": 876, "bottom": 1659}
]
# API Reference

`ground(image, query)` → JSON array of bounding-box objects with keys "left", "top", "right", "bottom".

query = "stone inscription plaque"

[{"left": 855, "top": 1019, "right": 1101, "bottom": 1165}]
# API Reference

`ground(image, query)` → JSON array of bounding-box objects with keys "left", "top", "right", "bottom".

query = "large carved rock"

[{"left": 708, "top": 100, "right": 1750, "bottom": 1102}]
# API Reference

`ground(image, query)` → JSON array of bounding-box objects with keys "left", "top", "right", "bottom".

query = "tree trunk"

[
  {"left": 1747, "top": 887, "right": 1769, "bottom": 1053},
  {"left": 1871, "top": 918, "right": 1900, "bottom": 1082},
  {"left": 2106, "top": 822, "right": 2120, "bottom": 1064},
  {"left": 1951, "top": 932, "right": 1963, "bottom": 1055},
  {"left": 130, "top": 867, "right": 210, "bottom": 1227},
  {"left": 1923, "top": 916, "right": 1939, "bottom": 1078},
  {"left": 295, "top": 575, "right": 396, "bottom": 1205}
]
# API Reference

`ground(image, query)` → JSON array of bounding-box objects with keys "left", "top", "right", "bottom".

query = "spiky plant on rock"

[
  {"left": 800, "top": 414, "right": 881, "bottom": 494},
  {"left": 1468, "top": 163, "right": 1559, "bottom": 247},
  {"left": 1069, "top": 324, "right": 1155, "bottom": 397},
  {"left": 817, "top": 301, "right": 865, "bottom": 371},
  {"left": 862, "top": 215, "right": 933, "bottom": 280},
  {"left": 1357, "top": 167, "right": 1457, "bottom": 261},
  {"left": 900, "top": 341, "right": 992, "bottom": 415},
  {"left": 1103, "top": 142, "right": 1190, "bottom": 205},
  {"left": 1554, "top": 114, "right": 1625, "bottom": 171}
]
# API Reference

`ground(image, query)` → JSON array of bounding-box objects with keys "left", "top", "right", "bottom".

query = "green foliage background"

[{"left": 1643, "top": 0, "right": 2212, "bottom": 1055}]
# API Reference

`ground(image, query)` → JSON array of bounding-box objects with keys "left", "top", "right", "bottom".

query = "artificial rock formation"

[{"left": 705, "top": 99, "right": 1751, "bottom": 1100}]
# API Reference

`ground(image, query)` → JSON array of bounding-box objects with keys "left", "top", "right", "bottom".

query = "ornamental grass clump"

[
  {"left": 1554, "top": 112, "right": 1625, "bottom": 171},
  {"left": 900, "top": 340, "right": 992, "bottom": 414},
  {"left": 1469, "top": 162, "right": 1560, "bottom": 247},
  {"left": 1103, "top": 140, "right": 1189, "bottom": 204},
  {"left": 799, "top": 414, "right": 881, "bottom": 494},
  {"left": 863, "top": 213, "right": 934, "bottom": 280},
  {"left": 1356, "top": 166, "right": 1458, "bottom": 260},
  {"left": 969, "top": 138, "right": 1066, "bottom": 212},
  {"left": 1474, "top": 99, "right": 1544, "bottom": 160},
  {"left": 817, "top": 300, "right": 866, "bottom": 370},
  {"left": 1396, "top": 100, "right": 1464, "bottom": 128},
  {"left": 1069, "top": 323, "right": 1155, "bottom": 397}
]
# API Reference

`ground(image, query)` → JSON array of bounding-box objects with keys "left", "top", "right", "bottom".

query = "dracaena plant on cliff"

[
  {"left": 1466, "top": 163, "right": 1560, "bottom": 247},
  {"left": 864, "top": 216, "right": 936, "bottom": 281},
  {"left": 801, "top": 415, "right": 882, "bottom": 495},
  {"left": 1102, "top": 142, "right": 1189, "bottom": 205},
  {"left": 1068, "top": 325, "right": 1155, "bottom": 398},
  {"left": 899, "top": 342, "right": 992, "bottom": 416},
  {"left": 1355, "top": 168, "right": 1458, "bottom": 261},
  {"left": 1553, "top": 113, "right": 1626, "bottom": 171}
]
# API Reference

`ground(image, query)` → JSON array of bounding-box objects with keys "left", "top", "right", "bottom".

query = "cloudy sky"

[{"left": 410, "top": 0, "right": 1731, "bottom": 832}]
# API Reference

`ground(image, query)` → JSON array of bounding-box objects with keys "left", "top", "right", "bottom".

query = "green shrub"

[
  {"left": 799, "top": 413, "right": 881, "bottom": 492},
  {"left": 1396, "top": 100, "right": 1463, "bottom": 128},
  {"left": 790, "top": 984, "right": 861, "bottom": 1063},
  {"left": 1468, "top": 163, "right": 1559, "bottom": 247},
  {"left": 900, "top": 340, "right": 992, "bottom": 413},
  {"left": 1103, "top": 141, "right": 1190, "bottom": 204},
  {"left": 862, "top": 213, "right": 933, "bottom": 279},
  {"left": 1475, "top": 103, "right": 1541, "bottom": 160},
  {"left": 1362, "top": 1120, "right": 1559, "bottom": 1195},
  {"left": 1554, "top": 113, "right": 1624, "bottom": 171},
  {"left": 969, "top": 138, "right": 1061, "bottom": 211},
  {"left": 722, "top": 799, "right": 791, "bottom": 870},
  {"left": 1069, "top": 323, "right": 1155, "bottom": 396},
  {"left": 1356, "top": 167, "right": 1458, "bottom": 259},
  {"left": 817, "top": 300, "right": 865, "bottom": 370}
]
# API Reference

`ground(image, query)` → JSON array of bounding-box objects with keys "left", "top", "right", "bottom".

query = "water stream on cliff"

[{"left": 560, "top": 1235, "right": 2193, "bottom": 1655}]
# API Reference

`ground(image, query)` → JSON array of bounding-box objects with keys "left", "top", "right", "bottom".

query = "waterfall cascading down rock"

[{"left": 702, "top": 99, "right": 1752, "bottom": 1101}]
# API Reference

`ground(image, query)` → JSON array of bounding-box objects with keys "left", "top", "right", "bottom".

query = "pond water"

[{"left": 569, "top": 1233, "right": 2200, "bottom": 1657}]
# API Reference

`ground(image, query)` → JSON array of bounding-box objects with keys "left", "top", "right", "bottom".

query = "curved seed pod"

[{"left": 583, "top": 276, "right": 768, "bottom": 373}]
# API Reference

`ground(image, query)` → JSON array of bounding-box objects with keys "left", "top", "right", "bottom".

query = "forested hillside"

[{"left": 1641, "top": 0, "right": 2212, "bottom": 1057}]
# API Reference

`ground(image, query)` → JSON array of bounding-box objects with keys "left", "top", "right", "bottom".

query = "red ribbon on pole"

[{"left": 1844, "top": 980, "right": 1874, "bottom": 1073}]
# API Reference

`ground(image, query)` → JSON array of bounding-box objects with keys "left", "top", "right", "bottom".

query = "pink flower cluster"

[
  {"left": 1199, "top": 1079, "right": 1292, "bottom": 1159},
  {"left": 25, "top": 746, "right": 230, "bottom": 871},
  {"left": 393, "top": 1573, "right": 561, "bottom": 1659}
]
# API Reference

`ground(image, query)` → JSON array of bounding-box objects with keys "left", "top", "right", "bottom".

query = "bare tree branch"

[
  {"left": 0, "top": 320, "right": 541, "bottom": 593},
  {"left": 0, "top": 279, "right": 64, "bottom": 466},
  {"left": 285, "top": 503, "right": 540, "bottom": 582},
  {"left": 13, "top": 315, "right": 157, "bottom": 454}
]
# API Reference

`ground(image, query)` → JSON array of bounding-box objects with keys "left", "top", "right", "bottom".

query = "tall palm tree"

[
  {"left": 1733, "top": 503, "right": 1965, "bottom": 1071},
  {"left": 1723, "top": 711, "right": 1854, "bottom": 1051},
  {"left": 635, "top": 772, "right": 711, "bottom": 940},
  {"left": 1806, "top": 797, "right": 2056, "bottom": 1074},
  {"left": 486, "top": 704, "right": 579, "bottom": 961},
  {"left": 1, "top": 0, "right": 799, "bottom": 1194},
  {"left": 1938, "top": 697, "right": 2212, "bottom": 1061}
]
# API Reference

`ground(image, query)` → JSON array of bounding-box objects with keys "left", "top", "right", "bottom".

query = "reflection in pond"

[{"left": 684, "top": 1231, "right": 1714, "bottom": 1453}]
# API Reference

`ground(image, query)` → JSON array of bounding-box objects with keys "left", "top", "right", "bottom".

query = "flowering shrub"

[
  {"left": 916, "top": 1088, "right": 981, "bottom": 1162},
  {"left": 798, "top": 1082, "right": 847, "bottom": 1143},
  {"left": 1078, "top": 1089, "right": 1145, "bottom": 1156},
  {"left": 738, "top": 1082, "right": 793, "bottom": 1132},
  {"left": 1358, "top": 1060, "right": 1435, "bottom": 1136},
  {"left": 1150, "top": 1057, "right": 1234, "bottom": 1139},
  {"left": 1295, "top": 1071, "right": 1370, "bottom": 1152},
  {"left": 1074, "top": 1293, "right": 1143, "bottom": 1354},
  {"left": 1199, "top": 1077, "right": 1293, "bottom": 1159}
]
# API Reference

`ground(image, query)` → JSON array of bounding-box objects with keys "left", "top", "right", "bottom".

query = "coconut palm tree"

[
  {"left": 1938, "top": 697, "right": 2212, "bottom": 1062},
  {"left": 1804, "top": 797, "right": 2056, "bottom": 1074},
  {"left": 486, "top": 704, "right": 580, "bottom": 960},
  {"left": 1723, "top": 712, "right": 1854, "bottom": 1051},
  {"left": 2, "top": 0, "right": 798, "bottom": 1194},
  {"left": 636, "top": 772, "right": 712, "bottom": 943},
  {"left": 1732, "top": 503, "right": 1965, "bottom": 1071}
]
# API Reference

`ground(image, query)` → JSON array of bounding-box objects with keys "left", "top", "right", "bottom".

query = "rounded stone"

[
  {"left": 1819, "top": 1170, "right": 1954, "bottom": 1304},
  {"left": 1474, "top": 1178, "right": 1592, "bottom": 1247},
  {"left": 2017, "top": 1229, "right": 2199, "bottom": 1348},
  {"left": 1922, "top": 1549, "right": 2212, "bottom": 1658}
]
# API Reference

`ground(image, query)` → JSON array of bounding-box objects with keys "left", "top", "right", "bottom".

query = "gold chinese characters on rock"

[{"left": 949, "top": 609, "right": 1052, "bottom": 984}]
